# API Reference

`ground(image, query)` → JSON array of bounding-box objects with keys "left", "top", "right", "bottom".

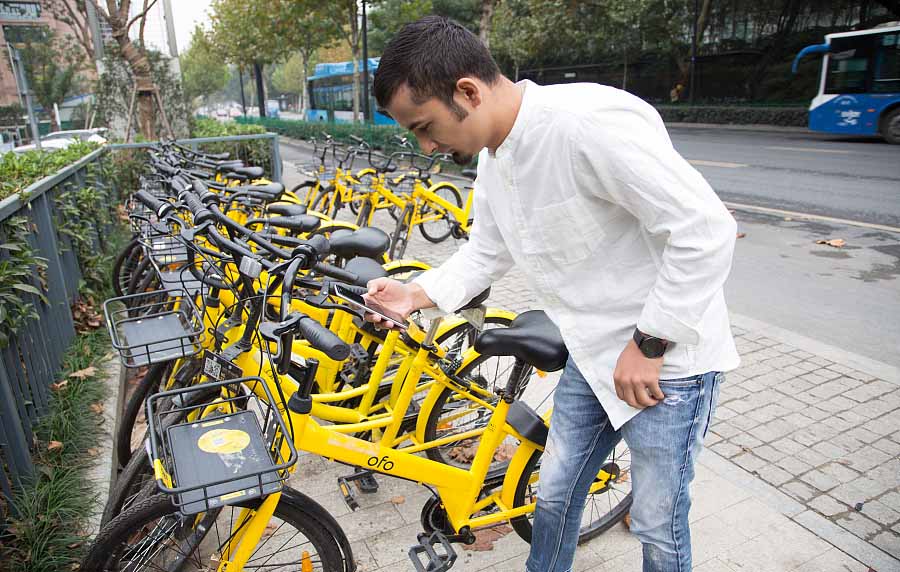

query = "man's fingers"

[
  {"left": 620, "top": 383, "right": 642, "bottom": 409},
  {"left": 647, "top": 381, "right": 665, "bottom": 401},
  {"left": 367, "top": 277, "right": 390, "bottom": 296}
]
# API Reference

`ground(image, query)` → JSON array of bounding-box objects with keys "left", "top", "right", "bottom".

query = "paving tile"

[
  {"left": 836, "top": 511, "right": 882, "bottom": 539},
  {"left": 790, "top": 547, "right": 869, "bottom": 572},
  {"left": 872, "top": 531, "right": 900, "bottom": 560}
]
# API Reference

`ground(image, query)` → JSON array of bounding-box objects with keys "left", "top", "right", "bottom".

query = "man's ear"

[{"left": 456, "top": 77, "right": 482, "bottom": 108}]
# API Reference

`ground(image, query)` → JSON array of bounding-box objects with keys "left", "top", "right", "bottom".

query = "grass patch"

[
  {"left": 0, "top": 221, "right": 130, "bottom": 572},
  {"left": 0, "top": 327, "right": 113, "bottom": 572}
]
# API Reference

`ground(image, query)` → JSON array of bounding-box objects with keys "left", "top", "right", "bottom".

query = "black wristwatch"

[{"left": 633, "top": 328, "right": 669, "bottom": 359}]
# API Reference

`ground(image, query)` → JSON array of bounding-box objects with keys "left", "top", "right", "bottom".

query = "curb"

[
  {"left": 85, "top": 353, "right": 123, "bottom": 538},
  {"left": 730, "top": 313, "right": 900, "bottom": 385},
  {"left": 665, "top": 122, "right": 812, "bottom": 134}
]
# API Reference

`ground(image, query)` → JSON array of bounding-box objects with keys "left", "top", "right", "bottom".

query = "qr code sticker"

[{"left": 204, "top": 356, "right": 222, "bottom": 380}]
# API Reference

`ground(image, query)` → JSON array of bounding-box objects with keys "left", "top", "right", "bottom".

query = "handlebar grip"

[
  {"left": 297, "top": 316, "right": 351, "bottom": 361},
  {"left": 133, "top": 190, "right": 172, "bottom": 218},
  {"left": 313, "top": 262, "right": 364, "bottom": 287}
]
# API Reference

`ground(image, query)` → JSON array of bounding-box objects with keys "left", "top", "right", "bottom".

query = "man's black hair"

[{"left": 374, "top": 15, "right": 501, "bottom": 118}]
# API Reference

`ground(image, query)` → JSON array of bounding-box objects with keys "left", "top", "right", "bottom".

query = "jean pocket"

[{"left": 658, "top": 374, "right": 703, "bottom": 388}]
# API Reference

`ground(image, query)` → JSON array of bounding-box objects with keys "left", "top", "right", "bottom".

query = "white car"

[{"left": 12, "top": 128, "right": 107, "bottom": 154}]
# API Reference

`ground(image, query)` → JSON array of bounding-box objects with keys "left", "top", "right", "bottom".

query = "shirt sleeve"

[
  {"left": 413, "top": 177, "right": 514, "bottom": 313},
  {"left": 573, "top": 110, "right": 737, "bottom": 345}
]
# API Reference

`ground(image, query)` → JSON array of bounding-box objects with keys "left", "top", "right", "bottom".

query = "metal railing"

[{"left": 0, "top": 133, "right": 281, "bottom": 507}]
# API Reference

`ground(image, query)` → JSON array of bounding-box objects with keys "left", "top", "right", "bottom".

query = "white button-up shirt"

[{"left": 415, "top": 80, "right": 741, "bottom": 429}]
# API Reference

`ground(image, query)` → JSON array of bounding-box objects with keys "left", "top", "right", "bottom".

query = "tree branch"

[{"left": 126, "top": 0, "right": 158, "bottom": 37}]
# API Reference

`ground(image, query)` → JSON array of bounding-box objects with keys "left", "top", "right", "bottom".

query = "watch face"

[{"left": 641, "top": 338, "right": 666, "bottom": 358}]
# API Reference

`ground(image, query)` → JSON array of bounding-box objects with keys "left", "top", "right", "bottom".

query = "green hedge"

[
  {"left": 0, "top": 141, "right": 101, "bottom": 202},
  {"left": 191, "top": 117, "right": 274, "bottom": 172},
  {"left": 655, "top": 105, "right": 807, "bottom": 127},
  {"left": 235, "top": 116, "right": 419, "bottom": 151}
]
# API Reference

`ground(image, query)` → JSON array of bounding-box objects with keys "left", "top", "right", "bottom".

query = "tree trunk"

[
  {"left": 480, "top": 0, "right": 495, "bottom": 48},
  {"left": 300, "top": 54, "right": 310, "bottom": 115},
  {"left": 254, "top": 61, "right": 266, "bottom": 117},
  {"left": 117, "top": 37, "right": 157, "bottom": 139},
  {"left": 348, "top": 1, "right": 360, "bottom": 123}
]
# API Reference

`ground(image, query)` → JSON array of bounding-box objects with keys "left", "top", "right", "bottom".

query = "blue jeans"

[{"left": 526, "top": 359, "right": 722, "bottom": 572}]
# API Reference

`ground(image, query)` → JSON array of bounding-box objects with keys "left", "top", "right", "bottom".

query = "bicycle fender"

[
  {"left": 383, "top": 259, "right": 431, "bottom": 276},
  {"left": 414, "top": 383, "right": 447, "bottom": 442},
  {"left": 280, "top": 486, "right": 357, "bottom": 572},
  {"left": 354, "top": 167, "right": 377, "bottom": 179},
  {"left": 434, "top": 308, "right": 518, "bottom": 340},
  {"left": 500, "top": 443, "right": 542, "bottom": 509}
]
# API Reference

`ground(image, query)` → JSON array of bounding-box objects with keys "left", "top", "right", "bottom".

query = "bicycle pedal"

[
  {"left": 408, "top": 531, "right": 457, "bottom": 572},
  {"left": 337, "top": 477, "right": 360, "bottom": 511},
  {"left": 340, "top": 469, "right": 380, "bottom": 494}
]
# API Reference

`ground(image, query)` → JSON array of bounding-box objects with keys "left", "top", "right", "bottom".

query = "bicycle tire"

[
  {"left": 311, "top": 184, "right": 335, "bottom": 215},
  {"left": 418, "top": 184, "right": 462, "bottom": 244},
  {"left": 510, "top": 447, "right": 633, "bottom": 544},
  {"left": 84, "top": 492, "right": 346, "bottom": 571},
  {"left": 422, "top": 350, "right": 529, "bottom": 473},
  {"left": 115, "top": 361, "right": 169, "bottom": 468},
  {"left": 389, "top": 205, "right": 412, "bottom": 260},
  {"left": 111, "top": 237, "right": 142, "bottom": 297},
  {"left": 124, "top": 255, "right": 153, "bottom": 297}
]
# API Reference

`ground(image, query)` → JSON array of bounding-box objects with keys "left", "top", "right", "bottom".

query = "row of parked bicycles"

[{"left": 88, "top": 138, "right": 632, "bottom": 571}]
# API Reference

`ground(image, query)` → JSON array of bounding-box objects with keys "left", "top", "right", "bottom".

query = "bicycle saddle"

[
  {"left": 474, "top": 310, "right": 568, "bottom": 372},
  {"left": 329, "top": 227, "right": 390, "bottom": 260},
  {"left": 267, "top": 202, "right": 308, "bottom": 217},
  {"left": 228, "top": 165, "right": 265, "bottom": 179},
  {"left": 344, "top": 256, "right": 388, "bottom": 285},
  {"left": 461, "top": 168, "right": 477, "bottom": 180},
  {"left": 213, "top": 160, "right": 245, "bottom": 172}
]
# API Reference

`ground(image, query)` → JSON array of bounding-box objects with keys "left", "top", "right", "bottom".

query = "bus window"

[
  {"left": 873, "top": 33, "right": 900, "bottom": 93},
  {"left": 826, "top": 50, "right": 869, "bottom": 93}
]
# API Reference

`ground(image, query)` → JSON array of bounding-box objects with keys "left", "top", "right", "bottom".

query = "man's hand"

[
  {"left": 613, "top": 339, "right": 665, "bottom": 408},
  {"left": 362, "top": 277, "right": 433, "bottom": 328}
]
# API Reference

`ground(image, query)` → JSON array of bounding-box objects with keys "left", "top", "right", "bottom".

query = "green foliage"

[
  {"left": 236, "top": 115, "right": 418, "bottom": 151},
  {"left": 368, "top": 0, "right": 434, "bottom": 53},
  {"left": 181, "top": 25, "right": 230, "bottom": 103},
  {"left": 0, "top": 326, "right": 112, "bottom": 572},
  {"left": 54, "top": 175, "right": 112, "bottom": 296},
  {"left": 191, "top": 117, "right": 274, "bottom": 173},
  {"left": 20, "top": 30, "right": 84, "bottom": 131},
  {"left": 0, "top": 141, "right": 100, "bottom": 202},
  {"left": 0, "top": 216, "right": 48, "bottom": 349},
  {"left": 271, "top": 53, "right": 311, "bottom": 97},
  {"left": 654, "top": 105, "right": 807, "bottom": 126}
]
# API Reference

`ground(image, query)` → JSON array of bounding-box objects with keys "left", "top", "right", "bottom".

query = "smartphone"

[{"left": 331, "top": 284, "right": 408, "bottom": 330}]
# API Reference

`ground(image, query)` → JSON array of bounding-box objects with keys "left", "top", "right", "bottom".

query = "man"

[{"left": 366, "top": 15, "right": 740, "bottom": 572}]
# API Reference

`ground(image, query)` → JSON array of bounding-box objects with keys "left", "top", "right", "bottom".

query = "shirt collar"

[{"left": 491, "top": 79, "right": 535, "bottom": 159}]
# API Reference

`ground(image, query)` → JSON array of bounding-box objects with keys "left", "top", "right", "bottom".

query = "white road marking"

[
  {"left": 725, "top": 201, "right": 900, "bottom": 234},
  {"left": 688, "top": 159, "right": 748, "bottom": 168},
  {"left": 766, "top": 146, "right": 858, "bottom": 155}
]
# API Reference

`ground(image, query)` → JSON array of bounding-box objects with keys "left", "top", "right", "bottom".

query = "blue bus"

[
  {"left": 306, "top": 58, "right": 395, "bottom": 125},
  {"left": 793, "top": 24, "right": 900, "bottom": 143}
]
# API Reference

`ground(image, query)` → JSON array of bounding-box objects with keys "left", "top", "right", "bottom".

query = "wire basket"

[
  {"left": 141, "top": 233, "right": 189, "bottom": 266},
  {"left": 104, "top": 289, "right": 205, "bottom": 368},
  {"left": 146, "top": 376, "right": 298, "bottom": 515}
]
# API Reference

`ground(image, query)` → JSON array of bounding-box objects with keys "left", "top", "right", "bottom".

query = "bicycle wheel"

[
  {"left": 115, "top": 361, "right": 170, "bottom": 468},
  {"left": 418, "top": 184, "right": 462, "bottom": 243},
  {"left": 111, "top": 237, "right": 143, "bottom": 297},
  {"left": 84, "top": 492, "right": 346, "bottom": 571},
  {"left": 434, "top": 313, "right": 515, "bottom": 361},
  {"left": 423, "top": 350, "right": 535, "bottom": 473},
  {"left": 311, "top": 184, "right": 335, "bottom": 215},
  {"left": 510, "top": 442, "right": 633, "bottom": 543},
  {"left": 389, "top": 205, "right": 412, "bottom": 260}
]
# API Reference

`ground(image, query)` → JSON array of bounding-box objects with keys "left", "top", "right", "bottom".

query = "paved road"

[
  {"left": 279, "top": 131, "right": 900, "bottom": 367},
  {"left": 668, "top": 127, "right": 900, "bottom": 228}
]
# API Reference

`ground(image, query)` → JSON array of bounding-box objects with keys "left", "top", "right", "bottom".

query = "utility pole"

[
  {"left": 362, "top": 0, "right": 370, "bottom": 122},
  {"left": 10, "top": 46, "right": 40, "bottom": 149},
  {"left": 85, "top": 0, "right": 105, "bottom": 73},
  {"left": 689, "top": 0, "right": 699, "bottom": 105},
  {"left": 254, "top": 62, "right": 266, "bottom": 118}
]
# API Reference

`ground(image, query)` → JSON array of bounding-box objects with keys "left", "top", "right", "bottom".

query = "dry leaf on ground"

[
  {"left": 47, "top": 441, "right": 63, "bottom": 451},
  {"left": 390, "top": 496, "right": 405, "bottom": 505},
  {"left": 465, "top": 524, "right": 513, "bottom": 552},
  {"left": 736, "top": 232, "right": 747, "bottom": 239},
  {"left": 89, "top": 403, "right": 104, "bottom": 414},
  {"left": 70, "top": 366, "right": 97, "bottom": 379},
  {"left": 816, "top": 238, "right": 846, "bottom": 248},
  {"left": 51, "top": 379, "right": 69, "bottom": 392}
]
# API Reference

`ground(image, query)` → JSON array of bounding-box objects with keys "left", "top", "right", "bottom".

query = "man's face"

[{"left": 385, "top": 81, "right": 488, "bottom": 165}]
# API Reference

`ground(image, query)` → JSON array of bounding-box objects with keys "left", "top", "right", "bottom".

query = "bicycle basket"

[
  {"left": 146, "top": 376, "right": 298, "bottom": 515},
  {"left": 104, "top": 288, "right": 204, "bottom": 368}
]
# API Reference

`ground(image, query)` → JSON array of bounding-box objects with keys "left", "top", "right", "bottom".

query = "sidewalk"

[{"left": 281, "top": 162, "right": 900, "bottom": 571}]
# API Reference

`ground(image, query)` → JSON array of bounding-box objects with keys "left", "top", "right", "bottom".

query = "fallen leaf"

[
  {"left": 736, "top": 232, "right": 747, "bottom": 239},
  {"left": 816, "top": 238, "right": 846, "bottom": 248},
  {"left": 90, "top": 403, "right": 104, "bottom": 414},
  {"left": 464, "top": 524, "right": 513, "bottom": 552},
  {"left": 69, "top": 366, "right": 97, "bottom": 379},
  {"left": 67, "top": 542, "right": 81, "bottom": 549},
  {"left": 623, "top": 513, "right": 632, "bottom": 529},
  {"left": 51, "top": 379, "right": 69, "bottom": 392},
  {"left": 390, "top": 496, "right": 405, "bottom": 505},
  {"left": 47, "top": 441, "right": 63, "bottom": 451},
  {"left": 87, "top": 448, "right": 100, "bottom": 457}
]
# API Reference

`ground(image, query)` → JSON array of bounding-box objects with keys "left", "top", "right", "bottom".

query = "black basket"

[
  {"left": 141, "top": 233, "right": 190, "bottom": 267},
  {"left": 104, "top": 289, "right": 205, "bottom": 368},
  {"left": 146, "top": 376, "right": 297, "bottom": 515}
]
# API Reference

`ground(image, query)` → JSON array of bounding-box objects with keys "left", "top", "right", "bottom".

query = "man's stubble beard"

[{"left": 451, "top": 151, "right": 473, "bottom": 165}]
